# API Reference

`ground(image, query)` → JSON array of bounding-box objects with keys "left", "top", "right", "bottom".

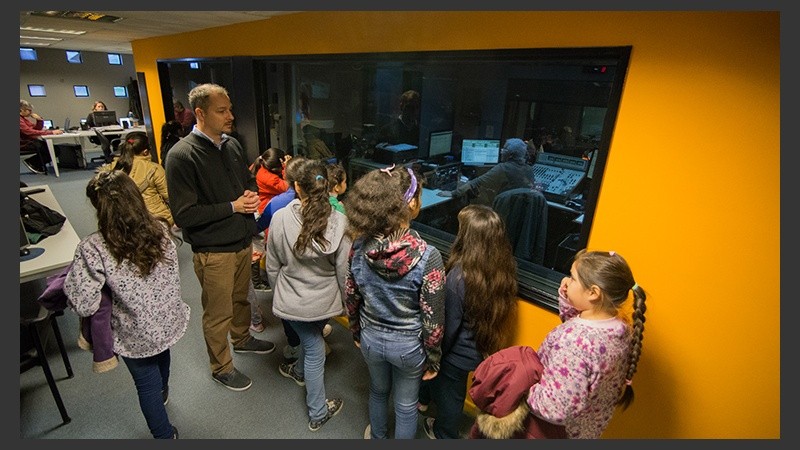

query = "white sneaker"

[
  {"left": 323, "top": 323, "right": 333, "bottom": 338},
  {"left": 364, "top": 424, "right": 371, "bottom": 439}
]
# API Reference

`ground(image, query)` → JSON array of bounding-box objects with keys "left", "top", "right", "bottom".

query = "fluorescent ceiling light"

[
  {"left": 20, "top": 42, "right": 52, "bottom": 47},
  {"left": 20, "top": 26, "right": 86, "bottom": 35},
  {"left": 20, "top": 35, "right": 63, "bottom": 41}
]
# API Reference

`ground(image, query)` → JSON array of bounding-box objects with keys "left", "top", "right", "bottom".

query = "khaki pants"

[{"left": 193, "top": 247, "right": 252, "bottom": 375}]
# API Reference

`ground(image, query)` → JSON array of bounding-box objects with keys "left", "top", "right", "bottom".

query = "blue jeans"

[
  {"left": 360, "top": 326, "right": 426, "bottom": 439},
  {"left": 418, "top": 358, "right": 470, "bottom": 438},
  {"left": 121, "top": 349, "right": 173, "bottom": 439},
  {"left": 289, "top": 320, "right": 329, "bottom": 421}
]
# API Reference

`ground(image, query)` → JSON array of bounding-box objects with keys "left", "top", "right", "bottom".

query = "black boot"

[{"left": 251, "top": 262, "right": 270, "bottom": 291}]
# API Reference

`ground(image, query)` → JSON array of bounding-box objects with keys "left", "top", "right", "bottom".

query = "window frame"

[
  {"left": 27, "top": 84, "right": 46, "bottom": 97},
  {"left": 113, "top": 86, "right": 128, "bottom": 97},
  {"left": 73, "top": 85, "right": 89, "bottom": 97},
  {"left": 65, "top": 50, "right": 82, "bottom": 64},
  {"left": 107, "top": 53, "right": 122, "bottom": 65},
  {"left": 20, "top": 47, "right": 38, "bottom": 61},
  {"left": 157, "top": 47, "right": 631, "bottom": 311}
]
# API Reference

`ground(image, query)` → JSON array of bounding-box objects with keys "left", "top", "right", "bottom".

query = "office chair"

[
  {"left": 492, "top": 188, "right": 548, "bottom": 265},
  {"left": 89, "top": 129, "right": 121, "bottom": 166},
  {"left": 20, "top": 295, "right": 74, "bottom": 425},
  {"left": 20, "top": 148, "right": 48, "bottom": 175}
]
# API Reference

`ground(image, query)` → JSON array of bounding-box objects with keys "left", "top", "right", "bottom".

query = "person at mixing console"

[
  {"left": 437, "top": 138, "right": 535, "bottom": 207},
  {"left": 379, "top": 90, "right": 421, "bottom": 146}
]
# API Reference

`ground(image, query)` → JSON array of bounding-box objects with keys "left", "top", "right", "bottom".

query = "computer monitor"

[
  {"left": 428, "top": 130, "right": 453, "bottom": 159},
  {"left": 42, "top": 120, "right": 54, "bottom": 130},
  {"left": 88, "top": 110, "right": 117, "bottom": 127},
  {"left": 460, "top": 139, "right": 501, "bottom": 166}
]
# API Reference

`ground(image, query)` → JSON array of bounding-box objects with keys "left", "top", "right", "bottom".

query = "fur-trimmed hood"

[{"left": 468, "top": 346, "right": 567, "bottom": 439}]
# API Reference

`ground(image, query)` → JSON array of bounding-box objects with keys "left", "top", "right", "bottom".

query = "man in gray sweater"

[{"left": 165, "top": 83, "right": 275, "bottom": 392}]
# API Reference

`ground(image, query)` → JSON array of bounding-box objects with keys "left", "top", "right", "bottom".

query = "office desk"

[
  {"left": 420, "top": 188, "right": 452, "bottom": 210},
  {"left": 20, "top": 186, "right": 80, "bottom": 284},
  {"left": 40, "top": 126, "right": 145, "bottom": 177}
]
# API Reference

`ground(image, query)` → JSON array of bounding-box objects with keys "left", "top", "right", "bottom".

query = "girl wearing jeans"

[
  {"left": 344, "top": 164, "right": 446, "bottom": 439},
  {"left": 64, "top": 170, "right": 189, "bottom": 439},
  {"left": 266, "top": 159, "right": 350, "bottom": 432}
]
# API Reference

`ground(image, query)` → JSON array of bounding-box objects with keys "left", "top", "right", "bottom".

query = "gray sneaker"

[
  {"left": 278, "top": 362, "right": 305, "bottom": 386},
  {"left": 233, "top": 336, "right": 276, "bottom": 354},
  {"left": 308, "top": 398, "right": 343, "bottom": 432},
  {"left": 212, "top": 368, "right": 252, "bottom": 391}
]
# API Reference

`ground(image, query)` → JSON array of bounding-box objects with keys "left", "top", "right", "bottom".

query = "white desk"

[
  {"left": 20, "top": 186, "right": 80, "bottom": 284},
  {"left": 420, "top": 188, "right": 452, "bottom": 210},
  {"left": 40, "top": 126, "right": 145, "bottom": 177}
]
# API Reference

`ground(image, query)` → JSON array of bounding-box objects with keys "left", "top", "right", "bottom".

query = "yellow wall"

[{"left": 131, "top": 11, "right": 780, "bottom": 438}]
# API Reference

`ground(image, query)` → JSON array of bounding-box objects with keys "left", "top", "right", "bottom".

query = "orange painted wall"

[{"left": 131, "top": 11, "right": 779, "bottom": 438}]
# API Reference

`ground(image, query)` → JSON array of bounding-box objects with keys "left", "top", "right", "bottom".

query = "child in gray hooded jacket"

[{"left": 266, "top": 159, "right": 351, "bottom": 432}]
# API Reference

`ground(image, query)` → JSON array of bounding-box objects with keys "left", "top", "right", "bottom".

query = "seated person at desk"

[
  {"left": 85, "top": 100, "right": 108, "bottom": 128},
  {"left": 302, "top": 123, "right": 334, "bottom": 160},
  {"left": 19, "top": 99, "right": 64, "bottom": 174},
  {"left": 86, "top": 100, "right": 108, "bottom": 144},
  {"left": 438, "top": 138, "right": 535, "bottom": 207},
  {"left": 379, "top": 89, "right": 420, "bottom": 146}
]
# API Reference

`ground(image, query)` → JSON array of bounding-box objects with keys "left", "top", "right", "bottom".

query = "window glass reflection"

[{"left": 254, "top": 48, "right": 629, "bottom": 308}]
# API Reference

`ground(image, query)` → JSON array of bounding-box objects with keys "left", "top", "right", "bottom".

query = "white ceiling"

[{"left": 19, "top": 10, "right": 298, "bottom": 54}]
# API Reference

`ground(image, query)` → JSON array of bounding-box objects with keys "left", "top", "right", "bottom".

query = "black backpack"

[{"left": 20, "top": 191, "right": 66, "bottom": 242}]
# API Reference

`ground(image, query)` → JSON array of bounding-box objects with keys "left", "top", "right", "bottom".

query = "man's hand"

[
  {"left": 234, "top": 190, "right": 260, "bottom": 214},
  {"left": 51, "top": 129, "right": 65, "bottom": 135},
  {"left": 436, "top": 190, "right": 453, "bottom": 197}
]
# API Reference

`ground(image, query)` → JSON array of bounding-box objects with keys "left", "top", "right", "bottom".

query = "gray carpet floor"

[{"left": 19, "top": 164, "right": 475, "bottom": 439}]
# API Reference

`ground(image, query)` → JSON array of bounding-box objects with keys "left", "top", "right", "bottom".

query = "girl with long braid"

[{"left": 527, "top": 249, "right": 647, "bottom": 439}]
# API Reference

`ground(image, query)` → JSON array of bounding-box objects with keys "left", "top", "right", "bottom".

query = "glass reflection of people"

[
  {"left": 19, "top": 99, "right": 64, "bottom": 174},
  {"left": 437, "top": 138, "right": 535, "bottom": 207},
  {"left": 173, "top": 101, "right": 196, "bottom": 137},
  {"left": 302, "top": 123, "right": 334, "bottom": 160},
  {"left": 379, "top": 90, "right": 421, "bottom": 146}
]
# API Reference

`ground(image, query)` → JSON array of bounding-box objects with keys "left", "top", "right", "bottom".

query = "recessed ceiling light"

[
  {"left": 20, "top": 35, "right": 63, "bottom": 41},
  {"left": 20, "top": 41, "right": 52, "bottom": 47},
  {"left": 20, "top": 26, "right": 86, "bottom": 35}
]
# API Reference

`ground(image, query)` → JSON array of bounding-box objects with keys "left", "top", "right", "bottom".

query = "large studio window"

[
  {"left": 251, "top": 47, "right": 630, "bottom": 309},
  {"left": 159, "top": 47, "right": 629, "bottom": 310}
]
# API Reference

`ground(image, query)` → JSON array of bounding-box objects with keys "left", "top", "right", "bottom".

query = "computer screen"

[
  {"left": 428, "top": 130, "right": 453, "bottom": 159},
  {"left": 89, "top": 110, "right": 118, "bottom": 127},
  {"left": 460, "top": 139, "right": 501, "bottom": 165},
  {"left": 42, "top": 120, "right": 53, "bottom": 130}
]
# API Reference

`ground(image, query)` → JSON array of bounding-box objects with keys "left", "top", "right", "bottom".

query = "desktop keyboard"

[{"left": 96, "top": 125, "right": 124, "bottom": 132}]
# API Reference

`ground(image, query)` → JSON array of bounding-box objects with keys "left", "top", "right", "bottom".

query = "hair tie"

[
  {"left": 126, "top": 139, "right": 135, "bottom": 144},
  {"left": 379, "top": 163, "right": 396, "bottom": 176},
  {"left": 625, "top": 379, "right": 633, "bottom": 386},
  {"left": 315, "top": 175, "right": 324, "bottom": 181},
  {"left": 609, "top": 250, "right": 616, "bottom": 256},
  {"left": 631, "top": 282, "right": 639, "bottom": 291},
  {"left": 403, "top": 168, "right": 418, "bottom": 203}
]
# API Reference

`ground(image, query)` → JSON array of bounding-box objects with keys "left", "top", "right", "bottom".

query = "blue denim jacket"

[{"left": 345, "top": 228, "right": 446, "bottom": 372}]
